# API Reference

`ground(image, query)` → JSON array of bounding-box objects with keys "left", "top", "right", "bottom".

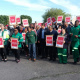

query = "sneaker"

[
  {"left": 33, "top": 59, "right": 36, "bottom": 61},
  {"left": 29, "top": 58, "right": 32, "bottom": 61},
  {"left": 4, "top": 59, "right": 7, "bottom": 62},
  {"left": 73, "top": 62, "right": 77, "bottom": 65},
  {"left": 1, "top": 59, "right": 4, "bottom": 61},
  {"left": 16, "top": 60, "right": 20, "bottom": 63}
]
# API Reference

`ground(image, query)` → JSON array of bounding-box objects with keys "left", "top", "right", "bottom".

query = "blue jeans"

[{"left": 28, "top": 43, "right": 36, "bottom": 59}]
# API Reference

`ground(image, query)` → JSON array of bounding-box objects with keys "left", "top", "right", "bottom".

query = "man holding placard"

[
  {"left": 48, "top": 26, "right": 58, "bottom": 61},
  {"left": 0, "top": 24, "right": 9, "bottom": 62},
  {"left": 11, "top": 28, "right": 23, "bottom": 63}
]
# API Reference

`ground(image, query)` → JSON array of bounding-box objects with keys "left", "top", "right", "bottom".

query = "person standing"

[
  {"left": 70, "top": 20, "right": 80, "bottom": 64},
  {"left": 25, "top": 27, "right": 37, "bottom": 61},
  {"left": 48, "top": 26, "right": 58, "bottom": 61},
  {"left": 57, "top": 28, "right": 69, "bottom": 64},
  {"left": 38, "top": 23, "right": 48, "bottom": 59},
  {"left": 11, "top": 28, "right": 23, "bottom": 63},
  {"left": 0, "top": 24, "right": 9, "bottom": 62}
]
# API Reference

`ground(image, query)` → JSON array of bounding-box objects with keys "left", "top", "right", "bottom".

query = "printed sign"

[
  {"left": 57, "top": 16, "right": 63, "bottom": 23},
  {"left": 0, "top": 37, "right": 4, "bottom": 48},
  {"left": 11, "top": 38, "right": 18, "bottom": 49},
  {"left": 9, "top": 15, "right": 16, "bottom": 25},
  {"left": 16, "top": 17, "right": 21, "bottom": 24},
  {"left": 65, "top": 17, "right": 70, "bottom": 24},
  {"left": 22, "top": 19, "right": 29, "bottom": 26},
  {"left": 46, "top": 35, "right": 53, "bottom": 46},
  {"left": 56, "top": 36, "right": 64, "bottom": 48},
  {"left": 22, "top": 33, "right": 26, "bottom": 42}
]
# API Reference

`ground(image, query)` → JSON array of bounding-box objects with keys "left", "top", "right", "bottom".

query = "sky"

[{"left": 0, "top": 0, "right": 80, "bottom": 23}]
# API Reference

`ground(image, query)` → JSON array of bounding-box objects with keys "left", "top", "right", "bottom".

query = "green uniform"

[
  {"left": 70, "top": 25, "right": 80, "bottom": 62},
  {"left": 58, "top": 34, "right": 68, "bottom": 64},
  {"left": 12, "top": 32, "right": 23, "bottom": 48},
  {"left": 25, "top": 31, "right": 37, "bottom": 45},
  {"left": 58, "top": 48, "right": 67, "bottom": 63}
]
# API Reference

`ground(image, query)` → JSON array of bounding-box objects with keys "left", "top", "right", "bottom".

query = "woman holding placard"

[
  {"left": 0, "top": 24, "right": 9, "bottom": 62},
  {"left": 57, "top": 28, "right": 69, "bottom": 64}
]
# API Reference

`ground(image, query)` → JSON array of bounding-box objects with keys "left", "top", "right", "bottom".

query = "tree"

[
  {"left": 42, "top": 8, "right": 71, "bottom": 23},
  {"left": 20, "top": 15, "right": 32, "bottom": 25},
  {"left": 0, "top": 15, "right": 9, "bottom": 25}
]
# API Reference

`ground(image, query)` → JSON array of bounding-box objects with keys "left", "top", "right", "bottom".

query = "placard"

[
  {"left": 76, "top": 16, "right": 80, "bottom": 24},
  {"left": 52, "top": 17, "right": 56, "bottom": 23},
  {"left": 45, "top": 22, "right": 47, "bottom": 27},
  {"left": 22, "top": 19, "right": 29, "bottom": 27},
  {"left": 47, "top": 17, "right": 52, "bottom": 25},
  {"left": 65, "top": 17, "right": 70, "bottom": 24},
  {"left": 22, "top": 33, "right": 26, "bottom": 42},
  {"left": 38, "top": 23, "right": 42, "bottom": 27},
  {"left": 57, "top": 29, "right": 61, "bottom": 34},
  {"left": 11, "top": 38, "right": 18, "bottom": 49},
  {"left": 57, "top": 16, "right": 63, "bottom": 23},
  {"left": 9, "top": 15, "right": 16, "bottom": 25},
  {"left": 0, "top": 37, "right": 4, "bottom": 48},
  {"left": 46, "top": 35, "right": 53, "bottom": 46},
  {"left": 16, "top": 17, "right": 21, "bottom": 24},
  {"left": 56, "top": 36, "right": 64, "bottom": 48}
]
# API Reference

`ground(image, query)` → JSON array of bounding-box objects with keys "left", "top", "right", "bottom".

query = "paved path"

[{"left": 0, "top": 56, "right": 80, "bottom": 80}]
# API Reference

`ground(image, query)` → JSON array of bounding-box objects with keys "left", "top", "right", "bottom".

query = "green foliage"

[
  {"left": 20, "top": 15, "right": 32, "bottom": 25},
  {"left": 42, "top": 8, "right": 71, "bottom": 23},
  {"left": 0, "top": 15, "right": 9, "bottom": 25}
]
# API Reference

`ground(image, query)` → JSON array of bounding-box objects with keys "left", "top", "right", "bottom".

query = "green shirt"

[
  {"left": 70, "top": 25, "right": 80, "bottom": 42},
  {"left": 12, "top": 32, "right": 23, "bottom": 48},
  {"left": 25, "top": 31, "right": 37, "bottom": 45}
]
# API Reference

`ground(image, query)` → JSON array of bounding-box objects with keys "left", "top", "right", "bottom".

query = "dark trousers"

[
  {"left": 40, "top": 39, "right": 46, "bottom": 58},
  {"left": 23, "top": 43, "right": 29, "bottom": 55},
  {"left": 49, "top": 46, "right": 57, "bottom": 60},
  {"left": 36, "top": 43, "right": 41, "bottom": 56},
  {"left": 12, "top": 49, "right": 20, "bottom": 60},
  {"left": 0, "top": 45, "right": 7, "bottom": 59}
]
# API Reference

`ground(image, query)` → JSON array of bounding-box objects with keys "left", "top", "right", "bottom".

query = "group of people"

[{"left": 0, "top": 20, "right": 80, "bottom": 64}]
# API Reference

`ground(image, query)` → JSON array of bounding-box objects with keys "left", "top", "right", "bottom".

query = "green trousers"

[
  {"left": 58, "top": 48, "right": 67, "bottom": 63},
  {"left": 71, "top": 41, "right": 79, "bottom": 62}
]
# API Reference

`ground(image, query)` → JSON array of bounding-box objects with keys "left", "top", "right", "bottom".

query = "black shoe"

[
  {"left": 77, "top": 58, "right": 79, "bottom": 62},
  {"left": 41, "top": 57, "right": 45, "bottom": 59},
  {"left": 53, "top": 59, "right": 56, "bottom": 61},
  {"left": 73, "top": 62, "right": 77, "bottom": 65},
  {"left": 16, "top": 60, "right": 20, "bottom": 63},
  {"left": 4, "top": 59, "right": 7, "bottom": 62},
  {"left": 49, "top": 59, "right": 52, "bottom": 61}
]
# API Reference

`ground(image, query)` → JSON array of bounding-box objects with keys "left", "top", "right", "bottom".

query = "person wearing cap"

[
  {"left": 70, "top": 20, "right": 80, "bottom": 64},
  {"left": 0, "top": 24, "right": 9, "bottom": 62},
  {"left": 10, "top": 28, "right": 23, "bottom": 63}
]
